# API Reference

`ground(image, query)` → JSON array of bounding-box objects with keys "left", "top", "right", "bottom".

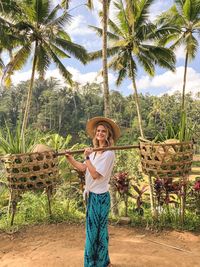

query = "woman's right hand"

[{"left": 65, "top": 150, "right": 73, "bottom": 161}]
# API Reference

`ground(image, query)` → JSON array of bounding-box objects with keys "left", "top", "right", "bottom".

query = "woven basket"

[
  {"left": 2, "top": 151, "right": 59, "bottom": 190},
  {"left": 139, "top": 139, "right": 193, "bottom": 179}
]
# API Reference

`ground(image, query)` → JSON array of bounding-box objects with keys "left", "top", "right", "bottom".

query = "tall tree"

[
  {"left": 1, "top": 0, "right": 87, "bottom": 150},
  {"left": 89, "top": 0, "right": 176, "bottom": 138},
  {"left": 101, "top": 0, "right": 111, "bottom": 117}
]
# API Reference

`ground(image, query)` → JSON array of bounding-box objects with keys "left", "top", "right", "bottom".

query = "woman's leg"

[
  {"left": 96, "top": 192, "right": 111, "bottom": 267},
  {"left": 84, "top": 192, "right": 100, "bottom": 267}
]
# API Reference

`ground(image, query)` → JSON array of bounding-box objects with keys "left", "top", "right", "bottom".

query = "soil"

[{"left": 0, "top": 223, "right": 200, "bottom": 267}]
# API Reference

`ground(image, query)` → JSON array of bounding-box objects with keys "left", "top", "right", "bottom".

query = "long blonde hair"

[{"left": 92, "top": 122, "right": 115, "bottom": 148}]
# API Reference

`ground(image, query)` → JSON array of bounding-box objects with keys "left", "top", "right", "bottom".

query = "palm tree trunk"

[
  {"left": 20, "top": 42, "right": 38, "bottom": 150},
  {"left": 129, "top": 57, "right": 144, "bottom": 138},
  {"left": 181, "top": 51, "right": 188, "bottom": 111},
  {"left": 102, "top": 0, "right": 110, "bottom": 117},
  {"left": 102, "top": 0, "right": 118, "bottom": 215}
]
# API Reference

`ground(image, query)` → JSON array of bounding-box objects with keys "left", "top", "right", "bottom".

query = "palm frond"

[
  {"left": 36, "top": 45, "right": 51, "bottom": 76},
  {"left": 54, "top": 38, "right": 88, "bottom": 64},
  {"left": 47, "top": 10, "right": 72, "bottom": 27},
  {"left": 116, "top": 67, "right": 128, "bottom": 86},
  {"left": 85, "top": 0, "right": 94, "bottom": 10},
  {"left": 185, "top": 33, "right": 198, "bottom": 60},
  {"left": 57, "top": 30, "right": 71, "bottom": 41},
  {"left": 49, "top": 43, "right": 71, "bottom": 59},
  {"left": 2, "top": 43, "right": 32, "bottom": 86},
  {"left": 140, "top": 45, "right": 176, "bottom": 72},
  {"left": 108, "top": 18, "right": 124, "bottom": 37},
  {"left": 0, "top": 53, "right": 4, "bottom": 69},
  {"left": 48, "top": 47, "right": 73, "bottom": 85},
  {"left": 89, "top": 24, "right": 120, "bottom": 41},
  {"left": 34, "top": 0, "right": 50, "bottom": 23},
  {"left": 44, "top": 4, "right": 61, "bottom": 24},
  {"left": 88, "top": 46, "right": 120, "bottom": 61},
  {"left": 135, "top": 0, "right": 155, "bottom": 27},
  {"left": 182, "top": 0, "right": 193, "bottom": 20},
  {"left": 156, "top": 5, "right": 181, "bottom": 25},
  {"left": 117, "top": 0, "right": 130, "bottom": 35},
  {"left": 137, "top": 52, "right": 155, "bottom": 76},
  {"left": 61, "top": 0, "right": 69, "bottom": 10}
]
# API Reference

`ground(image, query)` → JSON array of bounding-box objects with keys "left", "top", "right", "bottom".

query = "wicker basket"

[
  {"left": 2, "top": 151, "right": 59, "bottom": 190},
  {"left": 139, "top": 139, "right": 193, "bottom": 179}
]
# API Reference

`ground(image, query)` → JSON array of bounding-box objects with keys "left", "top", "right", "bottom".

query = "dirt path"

[{"left": 0, "top": 223, "right": 200, "bottom": 267}]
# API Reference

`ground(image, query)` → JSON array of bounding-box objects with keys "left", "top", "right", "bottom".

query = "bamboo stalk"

[{"left": 56, "top": 145, "right": 140, "bottom": 156}]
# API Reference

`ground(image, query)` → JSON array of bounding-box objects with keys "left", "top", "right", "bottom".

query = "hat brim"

[{"left": 86, "top": 117, "right": 121, "bottom": 142}]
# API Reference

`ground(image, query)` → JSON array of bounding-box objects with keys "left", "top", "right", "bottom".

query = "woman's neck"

[{"left": 99, "top": 141, "right": 106, "bottom": 148}]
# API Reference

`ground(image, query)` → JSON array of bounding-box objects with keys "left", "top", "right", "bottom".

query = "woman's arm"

[
  {"left": 65, "top": 152, "right": 86, "bottom": 172},
  {"left": 84, "top": 148, "right": 101, "bottom": 180},
  {"left": 85, "top": 158, "right": 101, "bottom": 180}
]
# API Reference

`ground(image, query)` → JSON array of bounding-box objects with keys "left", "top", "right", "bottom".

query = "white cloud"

[
  {"left": 67, "top": 66, "right": 115, "bottom": 85},
  {"left": 66, "top": 15, "right": 94, "bottom": 37},
  {"left": 134, "top": 67, "right": 200, "bottom": 95},
  {"left": 12, "top": 70, "right": 33, "bottom": 84},
  {"left": 11, "top": 67, "right": 116, "bottom": 87},
  {"left": 175, "top": 45, "right": 186, "bottom": 60},
  {"left": 1, "top": 52, "right": 10, "bottom": 65},
  {"left": 149, "top": 0, "right": 173, "bottom": 21},
  {"left": 81, "top": 38, "right": 101, "bottom": 50}
]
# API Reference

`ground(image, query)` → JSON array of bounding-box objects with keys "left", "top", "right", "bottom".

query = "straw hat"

[{"left": 86, "top": 117, "right": 121, "bottom": 141}]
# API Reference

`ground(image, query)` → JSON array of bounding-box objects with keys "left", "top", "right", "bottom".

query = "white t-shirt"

[{"left": 84, "top": 150, "right": 115, "bottom": 196}]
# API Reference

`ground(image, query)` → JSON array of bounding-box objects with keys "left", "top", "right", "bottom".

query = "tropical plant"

[
  {"left": 0, "top": 120, "right": 40, "bottom": 154},
  {"left": 1, "top": 0, "right": 88, "bottom": 150},
  {"left": 113, "top": 171, "right": 130, "bottom": 216},
  {"left": 89, "top": 0, "right": 176, "bottom": 138},
  {"left": 187, "top": 178, "right": 200, "bottom": 215},
  {"left": 154, "top": 119, "right": 196, "bottom": 142},
  {"left": 132, "top": 184, "right": 148, "bottom": 216}
]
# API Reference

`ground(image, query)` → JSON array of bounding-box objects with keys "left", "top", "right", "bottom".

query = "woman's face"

[{"left": 95, "top": 125, "right": 107, "bottom": 143}]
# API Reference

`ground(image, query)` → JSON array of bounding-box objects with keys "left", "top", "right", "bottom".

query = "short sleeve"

[{"left": 95, "top": 151, "right": 115, "bottom": 178}]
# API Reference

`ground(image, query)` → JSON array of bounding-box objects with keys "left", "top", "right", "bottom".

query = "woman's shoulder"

[{"left": 103, "top": 150, "right": 115, "bottom": 157}]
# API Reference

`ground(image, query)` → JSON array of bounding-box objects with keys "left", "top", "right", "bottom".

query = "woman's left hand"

[{"left": 84, "top": 147, "right": 93, "bottom": 157}]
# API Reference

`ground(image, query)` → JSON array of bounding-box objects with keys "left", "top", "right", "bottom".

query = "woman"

[{"left": 65, "top": 117, "right": 120, "bottom": 267}]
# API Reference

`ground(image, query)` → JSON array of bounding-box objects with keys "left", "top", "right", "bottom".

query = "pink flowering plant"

[
  {"left": 112, "top": 172, "right": 130, "bottom": 217},
  {"left": 112, "top": 172, "right": 147, "bottom": 217},
  {"left": 154, "top": 178, "right": 182, "bottom": 207}
]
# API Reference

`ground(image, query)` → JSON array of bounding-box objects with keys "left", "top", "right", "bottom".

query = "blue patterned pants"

[{"left": 84, "top": 191, "right": 111, "bottom": 267}]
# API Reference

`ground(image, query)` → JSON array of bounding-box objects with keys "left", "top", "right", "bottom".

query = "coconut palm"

[
  {"left": 89, "top": 0, "right": 176, "bottom": 138},
  {"left": 157, "top": 0, "right": 200, "bottom": 140},
  {"left": 1, "top": 0, "right": 88, "bottom": 150}
]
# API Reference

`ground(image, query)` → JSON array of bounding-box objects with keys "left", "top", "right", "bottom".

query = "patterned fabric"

[{"left": 84, "top": 192, "right": 111, "bottom": 267}]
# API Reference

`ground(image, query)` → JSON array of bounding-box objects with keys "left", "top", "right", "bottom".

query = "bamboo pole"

[{"left": 55, "top": 144, "right": 140, "bottom": 156}]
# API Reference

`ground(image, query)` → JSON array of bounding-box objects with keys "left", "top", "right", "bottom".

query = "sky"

[{"left": 2, "top": 0, "right": 200, "bottom": 97}]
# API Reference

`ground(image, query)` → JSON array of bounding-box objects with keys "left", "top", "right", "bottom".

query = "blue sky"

[{"left": 3, "top": 0, "right": 200, "bottom": 96}]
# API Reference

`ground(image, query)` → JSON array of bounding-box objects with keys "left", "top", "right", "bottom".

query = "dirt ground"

[{"left": 0, "top": 223, "right": 200, "bottom": 267}]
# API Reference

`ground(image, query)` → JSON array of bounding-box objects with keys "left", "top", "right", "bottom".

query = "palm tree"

[
  {"left": 101, "top": 0, "right": 111, "bottom": 117},
  {"left": 89, "top": 0, "right": 176, "bottom": 138},
  {"left": 157, "top": 0, "right": 200, "bottom": 140},
  {"left": 1, "top": 0, "right": 87, "bottom": 149}
]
